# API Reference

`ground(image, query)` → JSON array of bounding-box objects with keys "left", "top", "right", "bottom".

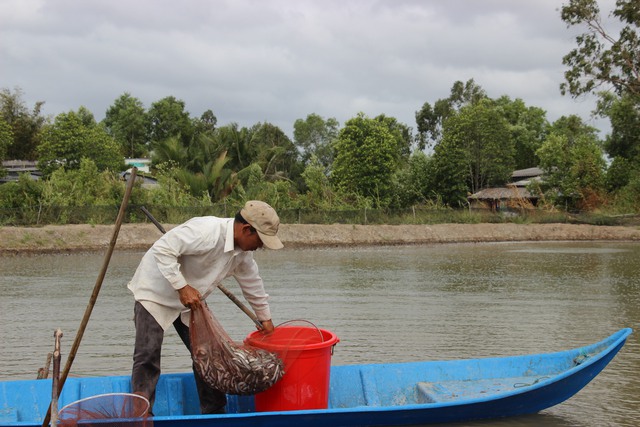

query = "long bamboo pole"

[{"left": 41, "top": 168, "right": 138, "bottom": 427}]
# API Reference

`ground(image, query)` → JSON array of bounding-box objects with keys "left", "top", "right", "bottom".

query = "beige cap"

[{"left": 240, "top": 200, "right": 284, "bottom": 250}]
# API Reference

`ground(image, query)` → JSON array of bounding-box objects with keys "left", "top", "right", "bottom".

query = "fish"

[
  {"left": 189, "top": 301, "right": 285, "bottom": 395},
  {"left": 192, "top": 341, "right": 285, "bottom": 395}
]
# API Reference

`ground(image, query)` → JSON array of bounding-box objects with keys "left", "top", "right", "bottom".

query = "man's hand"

[
  {"left": 260, "top": 319, "right": 275, "bottom": 333},
  {"left": 178, "top": 284, "right": 202, "bottom": 308}
]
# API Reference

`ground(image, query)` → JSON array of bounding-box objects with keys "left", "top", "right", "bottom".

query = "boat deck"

[{"left": 415, "top": 375, "right": 549, "bottom": 403}]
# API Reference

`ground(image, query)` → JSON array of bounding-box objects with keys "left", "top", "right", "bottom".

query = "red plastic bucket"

[{"left": 245, "top": 325, "right": 339, "bottom": 411}]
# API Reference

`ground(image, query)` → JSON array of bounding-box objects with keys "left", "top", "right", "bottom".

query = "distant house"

[
  {"left": 125, "top": 158, "right": 151, "bottom": 173},
  {"left": 0, "top": 160, "right": 42, "bottom": 184},
  {"left": 468, "top": 167, "right": 543, "bottom": 212}
]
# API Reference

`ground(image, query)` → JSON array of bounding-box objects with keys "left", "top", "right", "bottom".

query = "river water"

[{"left": 1, "top": 241, "right": 638, "bottom": 426}]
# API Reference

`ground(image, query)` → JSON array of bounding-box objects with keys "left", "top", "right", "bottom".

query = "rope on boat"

[
  {"left": 573, "top": 351, "right": 590, "bottom": 366},
  {"left": 513, "top": 376, "right": 550, "bottom": 388}
]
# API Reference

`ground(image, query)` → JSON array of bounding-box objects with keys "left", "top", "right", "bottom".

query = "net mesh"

[
  {"left": 58, "top": 393, "right": 152, "bottom": 427},
  {"left": 189, "top": 300, "right": 285, "bottom": 395}
]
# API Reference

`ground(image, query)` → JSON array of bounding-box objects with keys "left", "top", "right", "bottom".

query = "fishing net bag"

[
  {"left": 189, "top": 300, "right": 284, "bottom": 395},
  {"left": 58, "top": 392, "right": 152, "bottom": 427}
]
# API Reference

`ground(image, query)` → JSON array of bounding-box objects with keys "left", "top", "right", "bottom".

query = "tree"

[
  {"left": 0, "top": 118, "right": 12, "bottom": 174},
  {"left": 494, "top": 96, "right": 549, "bottom": 169},
  {"left": 560, "top": 0, "right": 640, "bottom": 97},
  {"left": 216, "top": 123, "right": 253, "bottom": 172},
  {"left": 375, "top": 114, "right": 413, "bottom": 163},
  {"left": 293, "top": 113, "right": 339, "bottom": 167},
  {"left": 431, "top": 138, "right": 469, "bottom": 207},
  {"left": 173, "top": 150, "right": 237, "bottom": 201},
  {"left": 596, "top": 92, "right": 640, "bottom": 191},
  {"left": 433, "top": 99, "right": 514, "bottom": 199},
  {"left": 37, "top": 109, "right": 124, "bottom": 176},
  {"left": 535, "top": 115, "right": 606, "bottom": 209},
  {"left": 103, "top": 93, "right": 148, "bottom": 158},
  {"left": 0, "top": 87, "right": 46, "bottom": 160},
  {"left": 249, "top": 122, "right": 301, "bottom": 180},
  {"left": 331, "top": 112, "right": 400, "bottom": 207},
  {"left": 194, "top": 109, "right": 218, "bottom": 136},
  {"left": 152, "top": 134, "right": 237, "bottom": 202},
  {"left": 391, "top": 151, "right": 435, "bottom": 208},
  {"left": 147, "top": 96, "right": 194, "bottom": 147},
  {"left": 415, "top": 79, "right": 487, "bottom": 149},
  {"left": 561, "top": 0, "right": 640, "bottom": 209},
  {"left": 300, "top": 155, "right": 334, "bottom": 208},
  {"left": 597, "top": 92, "right": 640, "bottom": 160}
]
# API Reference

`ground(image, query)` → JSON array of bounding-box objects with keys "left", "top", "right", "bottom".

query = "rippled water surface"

[{"left": 1, "top": 241, "right": 639, "bottom": 426}]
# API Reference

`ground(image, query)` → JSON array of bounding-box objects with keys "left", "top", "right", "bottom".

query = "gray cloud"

[{"left": 1, "top": 0, "right": 614, "bottom": 137}]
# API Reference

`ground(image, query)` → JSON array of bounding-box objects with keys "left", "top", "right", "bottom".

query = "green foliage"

[
  {"left": 152, "top": 134, "right": 238, "bottom": 202},
  {"left": 193, "top": 109, "right": 217, "bottom": 137},
  {"left": 432, "top": 138, "right": 469, "bottom": 207},
  {"left": 391, "top": 151, "right": 435, "bottom": 208},
  {"left": 415, "top": 79, "right": 487, "bottom": 149},
  {"left": 536, "top": 116, "right": 606, "bottom": 209},
  {"left": 432, "top": 99, "right": 514, "bottom": 205},
  {"left": 35, "top": 159, "right": 128, "bottom": 223},
  {"left": 143, "top": 162, "right": 212, "bottom": 208},
  {"left": 331, "top": 112, "right": 400, "bottom": 207},
  {"left": 597, "top": 92, "right": 640, "bottom": 161},
  {"left": 147, "top": 96, "right": 194, "bottom": 147},
  {"left": 41, "top": 159, "right": 112, "bottom": 206},
  {"left": 228, "top": 162, "right": 298, "bottom": 210},
  {"left": 37, "top": 109, "right": 124, "bottom": 176},
  {"left": 606, "top": 156, "right": 636, "bottom": 191},
  {"left": 611, "top": 168, "right": 640, "bottom": 212},
  {"left": 0, "top": 118, "right": 12, "bottom": 173},
  {"left": 215, "top": 123, "right": 253, "bottom": 171},
  {"left": 374, "top": 114, "right": 413, "bottom": 163},
  {"left": 0, "top": 87, "right": 45, "bottom": 160},
  {"left": 293, "top": 113, "right": 339, "bottom": 168},
  {"left": 249, "top": 122, "right": 301, "bottom": 180},
  {"left": 494, "top": 96, "right": 549, "bottom": 169},
  {"left": 561, "top": 0, "right": 640, "bottom": 97},
  {"left": 103, "top": 92, "right": 149, "bottom": 158},
  {"left": 300, "top": 156, "right": 333, "bottom": 209},
  {"left": 0, "top": 173, "right": 43, "bottom": 208}
]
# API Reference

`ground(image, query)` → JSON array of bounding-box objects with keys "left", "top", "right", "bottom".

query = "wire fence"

[{"left": 0, "top": 205, "right": 636, "bottom": 227}]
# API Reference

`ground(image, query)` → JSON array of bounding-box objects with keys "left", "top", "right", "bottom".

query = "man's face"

[{"left": 236, "top": 224, "right": 264, "bottom": 251}]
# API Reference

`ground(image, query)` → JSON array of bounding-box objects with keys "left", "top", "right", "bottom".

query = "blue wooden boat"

[{"left": 0, "top": 328, "right": 631, "bottom": 427}]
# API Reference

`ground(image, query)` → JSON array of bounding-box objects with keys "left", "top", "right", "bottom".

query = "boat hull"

[{"left": 0, "top": 328, "right": 631, "bottom": 427}]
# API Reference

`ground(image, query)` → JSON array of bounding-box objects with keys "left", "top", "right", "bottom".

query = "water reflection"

[{"left": 0, "top": 241, "right": 638, "bottom": 426}]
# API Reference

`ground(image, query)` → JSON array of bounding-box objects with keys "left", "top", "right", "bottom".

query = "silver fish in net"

[{"left": 192, "top": 339, "right": 285, "bottom": 395}]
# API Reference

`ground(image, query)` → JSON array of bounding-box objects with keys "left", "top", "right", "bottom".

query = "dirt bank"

[{"left": 1, "top": 222, "right": 639, "bottom": 254}]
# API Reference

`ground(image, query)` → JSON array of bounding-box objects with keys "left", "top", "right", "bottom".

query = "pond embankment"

[{"left": 1, "top": 222, "right": 639, "bottom": 254}]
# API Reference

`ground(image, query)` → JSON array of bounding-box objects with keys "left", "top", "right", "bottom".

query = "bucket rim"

[{"left": 245, "top": 326, "right": 339, "bottom": 351}]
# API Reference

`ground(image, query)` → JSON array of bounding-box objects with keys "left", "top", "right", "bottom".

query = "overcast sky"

[{"left": 1, "top": 0, "right": 617, "bottom": 138}]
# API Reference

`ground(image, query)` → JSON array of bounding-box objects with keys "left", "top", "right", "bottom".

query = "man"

[{"left": 127, "top": 200, "right": 283, "bottom": 415}]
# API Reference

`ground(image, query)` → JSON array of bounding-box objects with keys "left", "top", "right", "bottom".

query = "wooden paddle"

[{"left": 139, "top": 206, "right": 264, "bottom": 330}]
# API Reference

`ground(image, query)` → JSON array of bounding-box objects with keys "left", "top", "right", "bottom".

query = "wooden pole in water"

[
  {"left": 41, "top": 168, "right": 138, "bottom": 427},
  {"left": 50, "top": 329, "right": 62, "bottom": 427}
]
